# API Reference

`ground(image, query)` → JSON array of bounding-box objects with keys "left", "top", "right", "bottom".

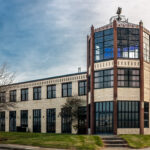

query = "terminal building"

[{"left": 0, "top": 9, "right": 150, "bottom": 135}]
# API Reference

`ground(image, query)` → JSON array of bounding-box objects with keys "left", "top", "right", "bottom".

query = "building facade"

[{"left": 0, "top": 12, "right": 150, "bottom": 135}]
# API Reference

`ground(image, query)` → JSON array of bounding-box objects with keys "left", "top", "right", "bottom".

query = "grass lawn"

[
  {"left": 120, "top": 134, "right": 150, "bottom": 149},
  {"left": 0, "top": 132, "right": 103, "bottom": 150}
]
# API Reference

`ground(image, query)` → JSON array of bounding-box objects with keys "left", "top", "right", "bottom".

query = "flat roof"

[{"left": 11, "top": 71, "right": 87, "bottom": 86}]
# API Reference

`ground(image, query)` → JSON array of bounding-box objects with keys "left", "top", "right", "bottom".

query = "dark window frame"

[
  {"left": 46, "top": 108, "right": 56, "bottom": 133},
  {"left": 144, "top": 102, "right": 149, "bottom": 128},
  {"left": 21, "top": 88, "right": 28, "bottom": 101},
  {"left": 21, "top": 110, "right": 28, "bottom": 127},
  {"left": 10, "top": 90, "right": 16, "bottom": 102},
  {"left": 0, "top": 111, "right": 5, "bottom": 131},
  {"left": 118, "top": 68, "right": 140, "bottom": 88},
  {"left": 117, "top": 101, "right": 140, "bottom": 128},
  {"left": 62, "top": 82, "right": 72, "bottom": 97},
  {"left": 0, "top": 92, "right": 6, "bottom": 103},
  {"left": 33, "top": 109, "right": 41, "bottom": 132},
  {"left": 94, "top": 69, "right": 114, "bottom": 89},
  {"left": 61, "top": 108, "right": 72, "bottom": 133},
  {"left": 78, "top": 80, "right": 87, "bottom": 96},
  {"left": 47, "top": 85, "right": 56, "bottom": 99},
  {"left": 33, "top": 87, "right": 41, "bottom": 100}
]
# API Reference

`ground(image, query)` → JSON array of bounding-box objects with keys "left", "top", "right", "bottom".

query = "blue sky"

[{"left": 0, "top": 0, "right": 149, "bottom": 82}]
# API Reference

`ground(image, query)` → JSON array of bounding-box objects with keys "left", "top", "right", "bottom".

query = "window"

[
  {"left": 33, "top": 87, "right": 41, "bottom": 100},
  {"left": 47, "top": 85, "right": 56, "bottom": 99},
  {"left": 118, "top": 69, "right": 140, "bottom": 87},
  {"left": 144, "top": 102, "right": 149, "bottom": 128},
  {"left": 143, "top": 32, "right": 150, "bottom": 62},
  {"left": 94, "top": 69, "right": 114, "bottom": 89},
  {"left": 47, "top": 109, "right": 56, "bottom": 133},
  {"left": 9, "top": 111, "right": 16, "bottom": 132},
  {"left": 94, "top": 28, "right": 114, "bottom": 62},
  {"left": 117, "top": 28, "right": 139, "bottom": 59},
  {"left": 21, "top": 110, "right": 28, "bottom": 127},
  {"left": 0, "top": 92, "right": 5, "bottom": 103},
  {"left": 0, "top": 112, "right": 5, "bottom": 131},
  {"left": 33, "top": 109, "right": 41, "bottom": 132},
  {"left": 61, "top": 108, "right": 71, "bottom": 133},
  {"left": 95, "top": 102, "right": 113, "bottom": 134},
  {"left": 117, "top": 101, "right": 139, "bottom": 128},
  {"left": 21, "top": 89, "right": 28, "bottom": 101},
  {"left": 78, "top": 107, "right": 87, "bottom": 134},
  {"left": 10, "top": 90, "right": 16, "bottom": 102},
  {"left": 78, "top": 81, "right": 87, "bottom": 96},
  {"left": 62, "top": 83, "right": 72, "bottom": 97}
]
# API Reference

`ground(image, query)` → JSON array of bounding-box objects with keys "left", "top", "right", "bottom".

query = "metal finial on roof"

[{"left": 109, "top": 7, "right": 128, "bottom": 23}]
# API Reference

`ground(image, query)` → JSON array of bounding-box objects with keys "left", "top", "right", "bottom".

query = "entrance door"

[
  {"left": 95, "top": 102, "right": 113, "bottom": 134},
  {"left": 9, "top": 111, "right": 16, "bottom": 132}
]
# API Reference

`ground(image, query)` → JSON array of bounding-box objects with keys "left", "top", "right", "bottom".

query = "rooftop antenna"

[{"left": 116, "top": 7, "right": 122, "bottom": 21}]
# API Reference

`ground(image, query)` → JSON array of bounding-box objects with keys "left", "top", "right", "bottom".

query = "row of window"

[
  {"left": 0, "top": 81, "right": 87, "bottom": 102},
  {"left": 94, "top": 68, "right": 140, "bottom": 89},
  {"left": 0, "top": 107, "right": 87, "bottom": 134}
]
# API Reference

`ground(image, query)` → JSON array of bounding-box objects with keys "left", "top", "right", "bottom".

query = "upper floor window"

[
  {"left": 94, "top": 28, "right": 114, "bottom": 62},
  {"left": 47, "top": 85, "right": 56, "bottom": 99},
  {"left": 94, "top": 69, "right": 114, "bottom": 89},
  {"left": 143, "top": 32, "right": 150, "bottom": 62},
  {"left": 78, "top": 81, "right": 87, "bottom": 96},
  {"left": 118, "top": 69, "right": 140, "bottom": 87},
  {"left": 0, "top": 92, "right": 5, "bottom": 103},
  {"left": 117, "top": 28, "right": 139, "bottom": 59},
  {"left": 62, "top": 83, "right": 72, "bottom": 97},
  {"left": 33, "top": 87, "right": 41, "bottom": 100},
  {"left": 10, "top": 90, "right": 16, "bottom": 102},
  {"left": 21, "top": 89, "right": 28, "bottom": 101}
]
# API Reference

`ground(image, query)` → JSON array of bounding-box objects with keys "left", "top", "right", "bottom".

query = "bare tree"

[
  {"left": 0, "top": 63, "right": 15, "bottom": 110},
  {"left": 59, "top": 96, "right": 85, "bottom": 133}
]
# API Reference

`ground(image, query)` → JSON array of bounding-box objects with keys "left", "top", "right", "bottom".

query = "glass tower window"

[
  {"left": 94, "top": 28, "right": 114, "bottom": 62},
  {"left": 143, "top": 32, "right": 150, "bottom": 62},
  {"left": 118, "top": 101, "right": 139, "bottom": 128},
  {"left": 95, "top": 102, "right": 113, "bottom": 134},
  {"left": 94, "top": 69, "right": 114, "bottom": 89},
  {"left": 117, "top": 28, "right": 139, "bottom": 58},
  {"left": 144, "top": 102, "right": 149, "bottom": 128},
  {"left": 118, "top": 69, "right": 140, "bottom": 87}
]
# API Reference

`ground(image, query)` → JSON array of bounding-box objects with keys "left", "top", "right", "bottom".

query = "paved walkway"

[
  {"left": 102, "top": 147, "right": 150, "bottom": 150},
  {"left": 0, "top": 144, "right": 66, "bottom": 150}
]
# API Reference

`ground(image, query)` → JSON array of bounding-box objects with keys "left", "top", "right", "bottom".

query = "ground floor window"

[
  {"left": 144, "top": 102, "right": 149, "bottom": 128},
  {"left": 78, "top": 106, "right": 86, "bottom": 134},
  {"left": 61, "top": 108, "right": 71, "bottom": 133},
  {"left": 47, "top": 109, "right": 56, "bottom": 133},
  {"left": 21, "top": 110, "right": 28, "bottom": 127},
  {"left": 9, "top": 111, "right": 16, "bottom": 132},
  {"left": 117, "top": 101, "right": 139, "bottom": 128},
  {"left": 0, "top": 112, "right": 5, "bottom": 131},
  {"left": 95, "top": 101, "right": 113, "bottom": 134},
  {"left": 33, "top": 109, "right": 41, "bottom": 132}
]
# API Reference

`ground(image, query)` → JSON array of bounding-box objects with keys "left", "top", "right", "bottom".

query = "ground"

[
  {"left": 0, "top": 132, "right": 103, "bottom": 150},
  {"left": 120, "top": 134, "right": 150, "bottom": 149}
]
